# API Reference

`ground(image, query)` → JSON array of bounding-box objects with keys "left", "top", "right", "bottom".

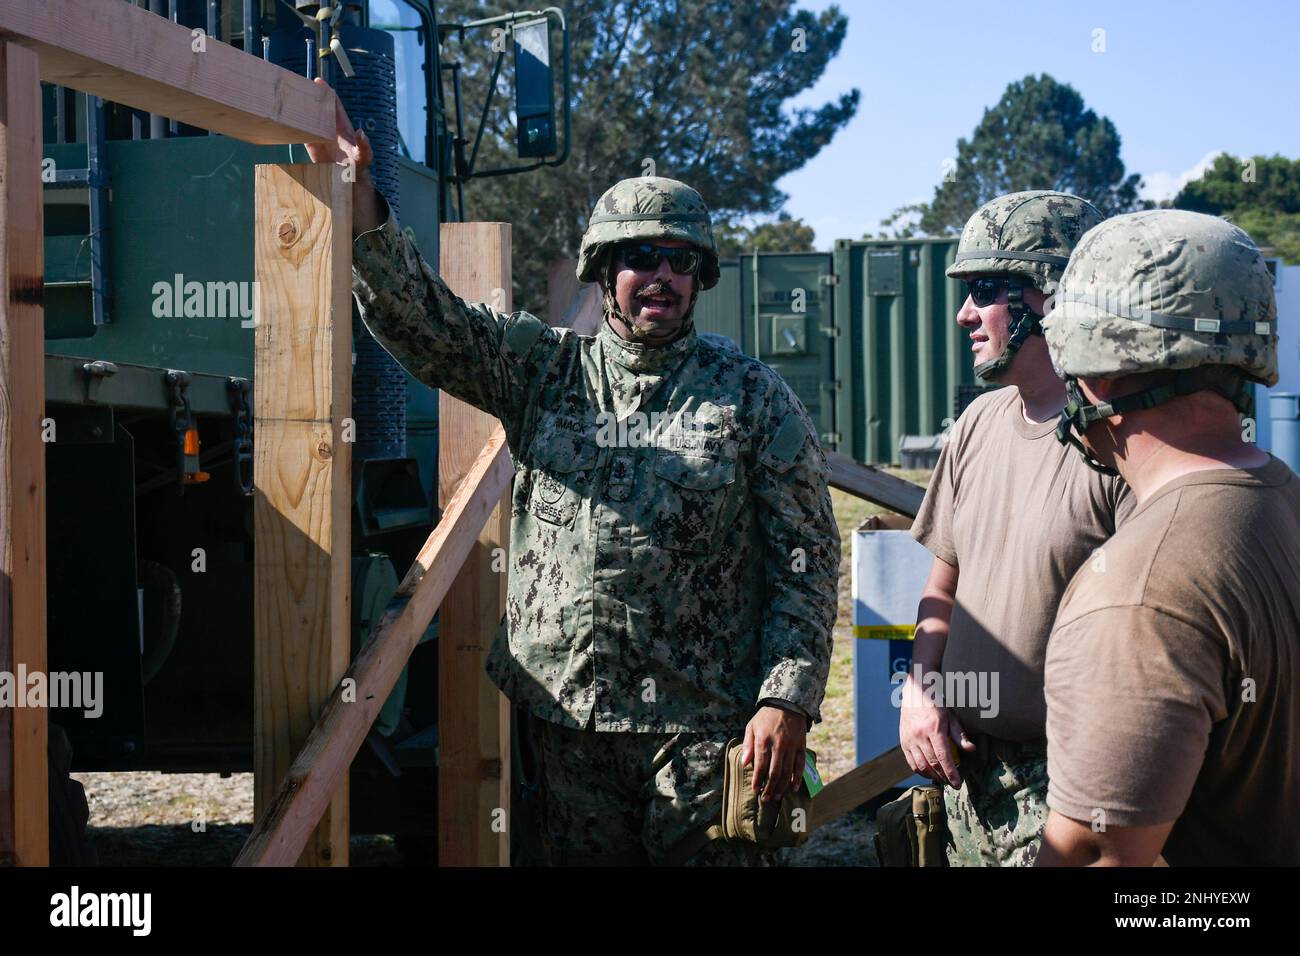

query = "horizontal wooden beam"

[
  {"left": 809, "top": 746, "right": 911, "bottom": 832},
  {"left": 0, "top": 0, "right": 335, "bottom": 144},
  {"left": 235, "top": 427, "right": 514, "bottom": 867},
  {"left": 826, "top": 451, "right": 925, "bottom": 518}
]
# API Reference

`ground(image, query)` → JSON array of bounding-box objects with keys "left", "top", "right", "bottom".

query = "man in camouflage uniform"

[
  {"left": 308, "top": 97, "right": 838, "bottom": 865},
  {"left": 1039, "top": 209, "right": 1299, "bottom": 866},
  {"left": 901, "top": 192, "right": 1133, "bottom": 865}
]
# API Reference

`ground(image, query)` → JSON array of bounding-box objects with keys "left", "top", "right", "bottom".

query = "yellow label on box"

[{"left": 853, "top": 624, "right": 915, "bottom": 641}]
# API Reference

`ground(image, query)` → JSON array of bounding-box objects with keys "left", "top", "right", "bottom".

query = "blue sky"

[{"left": 779, "top": 0, "right": 1300, "bottom": 246}]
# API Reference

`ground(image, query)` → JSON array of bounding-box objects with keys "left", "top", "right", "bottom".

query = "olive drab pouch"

[
  {"left": 715, "top": 737, "right": 815, "bottom": 848},
  {"left": 873, "top": 785, "right": 948, "bottom": 867},
  {"left": 661, "top": 738, "right": 817, "bottom": 866}
]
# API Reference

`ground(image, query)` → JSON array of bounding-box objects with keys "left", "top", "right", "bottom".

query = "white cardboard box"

[{"left": 851, "top": 513, "right": 929, "bottom": 785}]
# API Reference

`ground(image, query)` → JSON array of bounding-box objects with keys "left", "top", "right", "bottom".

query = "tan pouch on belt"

[
  {"left": 874, "top": 785, "right": 948, "bottom": 867},
  {"left": 663, "top": 738, "right": 815, "bottom": 865}
]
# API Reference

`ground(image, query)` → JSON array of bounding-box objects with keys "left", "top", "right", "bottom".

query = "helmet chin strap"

[
  {"left": 1055, "top": 377, "right": 1122, "bottom": 477},
  {"left": 1055, "top": 369, "right": 1254, "bottom": 477},
  {"left": 974, "top": 283, "right": 1041, "bottom": 383}
]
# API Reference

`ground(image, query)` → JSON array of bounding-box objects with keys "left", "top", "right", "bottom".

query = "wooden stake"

[
  {"left": 546, "top": 260, "right": 603, "bottom": 335},
  {"left": 235, "top": 429, "right": 513, "bottom": 866},
  {"left": 438, "top": 223, "right": 513, "bottom": 867},
  {"left": 0, "top": 39, "right": 47, "bottom": 868},
  {"left": 252, "top": 163, "right": 351, "bottom": 866}
]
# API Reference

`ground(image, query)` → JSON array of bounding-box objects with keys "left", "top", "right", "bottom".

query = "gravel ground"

[{"left": 73, "top": 473, "right": 929, "bottom": 867}]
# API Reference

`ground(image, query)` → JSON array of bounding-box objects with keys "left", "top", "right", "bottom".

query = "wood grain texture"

[
  {"left": 826, "top": 450, "right": 925, "bottom": 518},
  {"left": 0, "top": 0, "right": 334, "bottom": 144},
  {"left": 809, "top": 747, "right": 912, "bottom": 832},
  {"left": 546, "top": 260, "right": 602, "bottom": 334},
  {"left": 236, "top": 429, "right": 513, "bottom": 866},
  {"left": 438, "top": 222, "right": 513, "bottom": 867},
  {"left": 252, "top": 163, "right": 351, "bottom": 866},
  {"left": 0, "top": 40, "right": 47, "bottom": 868}
]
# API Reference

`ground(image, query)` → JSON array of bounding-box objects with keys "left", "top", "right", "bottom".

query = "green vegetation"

[
  {"left": 877, "top": 74, "right": 1144, "bottom": 238},
  {"left": 1172, "top": 154, "right": 1300, "bottom": 264},
  {"left": 715, "top": 212, "right": 818, "bottom": 257},
  {"left": 439, "top": 0, "right": 859, "bottom": 306}
]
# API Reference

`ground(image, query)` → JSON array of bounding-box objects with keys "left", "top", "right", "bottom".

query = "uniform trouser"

[
  {"left": 943, "top": 733, "right": 1049, "bottom": 867},
  {"left": 526, "top": 712, "right": 776, "bottom": 867}
]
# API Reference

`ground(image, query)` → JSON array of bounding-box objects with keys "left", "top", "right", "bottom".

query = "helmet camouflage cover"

[
  {"left": 577, "top": 177, "right": 721, "bottom": 290},
  {"left": 1044, "top": 209, "right": 1278, "bottom": 386},
  {"left": 947, "top": 190, "right": 1105, "bottom": 294}
]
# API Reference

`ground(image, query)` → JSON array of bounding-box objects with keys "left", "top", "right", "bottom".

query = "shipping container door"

[{"left": 739, "top": 252, "right": 839, "bottom": 451}]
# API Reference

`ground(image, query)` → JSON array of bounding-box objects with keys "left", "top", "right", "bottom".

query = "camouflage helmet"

[
  {"left": 947, "top": 190, "right": 1105, "bottom": 295},
  {"left": 577, "top": 177, "right": 721, "bottom": 290},
  {"left": 1044, "top": 209, "right": 1278, "bottom": 386}
]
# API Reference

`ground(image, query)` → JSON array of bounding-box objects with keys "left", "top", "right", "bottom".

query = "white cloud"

[{"left": 1140, "top": 151, "right": 1224, "bottom": 202}]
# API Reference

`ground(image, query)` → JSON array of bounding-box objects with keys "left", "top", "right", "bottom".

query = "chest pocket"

[
  {"left": 649, "top": 450, "right": 737, "bottom": 553},
  {"left": 525, "top": 432, "right": 599, "bottom": 528}
]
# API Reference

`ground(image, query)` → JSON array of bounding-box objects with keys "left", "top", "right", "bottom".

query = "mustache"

[{"left": 635, "top": 280, "right": 679, "bottom": 303}]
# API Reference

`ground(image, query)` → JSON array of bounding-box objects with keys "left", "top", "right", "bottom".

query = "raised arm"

[{"left": 306, "top": 79, "right": 562, "bottom": 440}]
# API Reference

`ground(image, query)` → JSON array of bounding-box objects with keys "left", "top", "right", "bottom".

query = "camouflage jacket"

[{"left": 351, "top": 213, "right": 838, "bottom": 733}]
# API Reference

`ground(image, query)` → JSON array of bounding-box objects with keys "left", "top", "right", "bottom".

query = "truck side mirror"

[{"left": 513, "top": 17, "right": 555, "bottom": 158}]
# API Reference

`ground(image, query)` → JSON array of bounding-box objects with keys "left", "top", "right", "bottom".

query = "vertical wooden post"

[
  {"left": 0, "top": 39, "right": 48, "bottom": 868},
  {"left": 253, "top": 163, "right": 352, "bottom": 866},
  {"left": 438, "top": 223, "right": 512, "bottom": 867}
]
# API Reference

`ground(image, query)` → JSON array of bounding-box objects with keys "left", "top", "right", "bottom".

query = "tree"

[
  {"left": 715, "top": 212, "right": 818, "bottom": 257},
  {"left": 1172, "top": 154, "right": 1300, "bottom": 264},
  {"left": 882, "top": 74, "right": 1144, "bottom": 238},
  {"left": 437, "top": 1, "right": 858, "bottom": 307}
]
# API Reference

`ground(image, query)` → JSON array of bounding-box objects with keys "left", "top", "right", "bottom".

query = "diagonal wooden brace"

[{"left": 236, "top": 428, "right": 513, "bottom": 867}]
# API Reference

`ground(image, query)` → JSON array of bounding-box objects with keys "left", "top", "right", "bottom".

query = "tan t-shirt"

[
  {"left": 912, "top": 387, "right": 1134, "bottom": 740},
  {"left": 1045, "top": 457, "right": 1300, "bottom": 866}
]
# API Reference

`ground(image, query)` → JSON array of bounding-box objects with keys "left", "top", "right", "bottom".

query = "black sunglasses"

[
  {"left": 964, "top": 277, "right": 1023, "bottom": 308},
  {"left": 617, "top": 242, "right": 702, "bottom": 277}
]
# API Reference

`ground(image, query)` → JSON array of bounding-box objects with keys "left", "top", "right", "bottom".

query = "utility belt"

[{"left": 968, "top": 732, "right": 1047, "bottom": 765}]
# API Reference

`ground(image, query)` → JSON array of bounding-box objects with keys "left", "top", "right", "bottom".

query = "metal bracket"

[
  {"left": 165, "top": 370, "right": 194, "bottom": 497},
  {"left": 81, "top": 359, "right": 118, "bottom": 403},
  {"left": 227, "top": 377, "right": 254, "bottom": 496}
]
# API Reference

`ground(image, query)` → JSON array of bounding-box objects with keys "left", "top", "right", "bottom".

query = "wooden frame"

[
  {"left": 252, "top": 163, "right": 353, "bottom": 866},
  {"left": 236, "top": 428, "right": 514, "bottom": 866},
  {"left": 0, "top": 0, "right": 334, "bottom": 144},
  {"left": 0, "top": 38, "right": 49, "bottom": 868},
  {"left": 0, "top": 0, "right": 921, "bottom": 862},
  {"left": 436, "top": 224, "right": 514, "bottom": 866}
]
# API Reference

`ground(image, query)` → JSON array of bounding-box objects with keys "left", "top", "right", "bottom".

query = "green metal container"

[
  {"left": 834, "top": 237, "right": 977, "bottom": 466},
  {"left": 692, "top": 252, "right": 838, "bottom": 449},
  {"left": 693, "top": 238, "right": 981, "bottom": 465}
]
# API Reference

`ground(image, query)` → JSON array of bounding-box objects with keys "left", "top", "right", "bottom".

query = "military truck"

[{"left": 40, "top": 0, "right": 567, "bottom": 863}]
